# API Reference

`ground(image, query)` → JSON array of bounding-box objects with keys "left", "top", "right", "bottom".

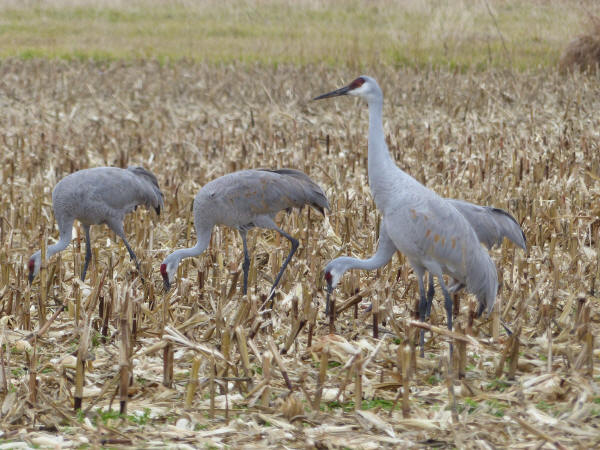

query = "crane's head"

[
  {"left": 28, "top": 252, "right": 41, "bottom": 284},
  {"left": 160, "top": 253, "right": 181, "bottom": 292},
  {"left": 160, "top": 262, "right": 172, "bottom": 291},
  {"left": 323, "top": 259, "right": 346, "bottom": 316},
  {"left": 313, "top": 75, "right": 381, "bottom": 104}
]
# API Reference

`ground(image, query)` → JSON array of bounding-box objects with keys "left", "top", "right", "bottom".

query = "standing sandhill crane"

[
  {"left": 160, "top": 169, "right": 329, "bottom": 298},
  {"left": 28, "top": 166, "right": 163, "bottom": 283},
  {"left": 324, "top": 201, "right": 526, "bottom": 347},
  {"left": 314, "top": 75, "right": 501, "bottom": 342}
]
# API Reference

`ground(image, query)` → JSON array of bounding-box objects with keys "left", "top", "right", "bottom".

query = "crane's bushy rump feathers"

[
  {"left": 259, "top": 168, "right": 330, "bottom": 215},
  {"left": 127, "top": 166, "right": 164, "bottom": 215},
  {"left": 447, "top": 199, "right": 526, "bottom": 251}
]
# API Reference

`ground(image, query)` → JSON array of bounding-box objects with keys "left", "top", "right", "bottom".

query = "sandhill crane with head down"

[
  {"left": 324, "top": 199, "right": 526, "bottom": 348},
  {"left": 160, "top": 168, "right": 329, "bottom": 298},
  {"left": 314, "top": 75, "right": 512, "bottom": 345},
  {"left": 28, "top": 166, "right": 163, "bottom": 283}
]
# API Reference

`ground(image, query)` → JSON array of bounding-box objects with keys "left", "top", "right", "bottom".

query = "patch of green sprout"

[
  {"left": 95, "top": 408, "right": 122, "bottom": 425},
  {"left": 362, "top": 398, "right": 396, "bottom": 410},
  {"left": 463, "top": 397, "right": 479, "bottom": 414},
  {"left": 485, "top": 400, "right": 507, "bottom": 417},
  {"left": 128, "top": 408, "right": 151, "bottom": 426},
  {"left": 426, "top": 375, "right": 441, "bottom": 385},
  {"left": 536, "top": 401, "right": 551, "bottom": 412},
  {"left": 91, "top": 331, "right": 102, "bottom": 347},
  {"left": 11, "top": 368, "right": 25, "bottom": 378},
  {"left": 486, "top": 379, "right": 511, "bottom": 392}
]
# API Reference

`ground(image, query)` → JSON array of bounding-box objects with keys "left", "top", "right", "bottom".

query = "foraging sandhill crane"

[
  {"left": 28, "top": 166, "right": 163, "bottom": 283},
  {"left": 324, "top": 200, "right": 526, "bottom": 348},
  {"left": 160, "top": 169, "right": 329, "bottom": 298},
  {"left": 314, "top": 75, "right": 504, "bottom": 341}
]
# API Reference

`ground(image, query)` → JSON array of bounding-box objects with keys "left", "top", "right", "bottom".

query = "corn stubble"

[{"left": 0, "top": 59, "right": 598, "bottom": 447}]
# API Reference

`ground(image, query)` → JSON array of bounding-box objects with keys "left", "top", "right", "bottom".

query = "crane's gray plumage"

[
  {"left": 324, "top": 200, "right": 526, "bottom": 290},
  {"left": 446, "top": 199, "right": 526, "bottom": 251},
  {"left": 28, "top": 166, "right": 164, "bottom": 283},
  {"left": 315, "top": 75, "right": 506, "bottom": 350},
  {"left": 160, "top": 168, "right": 329, "bottom": 297},
  {"left": 324, "top": 200, "right": 526, "bottom": 317}
]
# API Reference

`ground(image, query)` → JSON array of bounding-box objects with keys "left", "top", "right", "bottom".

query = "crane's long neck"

[
  {"left": 31, "top": 226, "right": 73, "bottom": 277},
  {"left": 47, "top": 227, "right": 73, "bottom": 259},
  {"left": 166, "top": 225, "right": 212, "bottom": 270},
  {"left": 329, "top": 229, "right": 396, "bottom": 287},
  {"left": 336, "top": 250, "right": 391, "bottom": 274},
  {"left": 367, "top": 97, "right": 397, "bottom": 209},
  {"left": 36, "top": 226, "right": 73, "bottom": 262}
]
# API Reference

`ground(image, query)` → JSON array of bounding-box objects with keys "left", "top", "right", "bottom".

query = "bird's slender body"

[
  {"left": 28, "top": 166, "right": 164, "bottom": 283},
  {"left": 315, "top": 76, "right": 509, "bottom": 347},
  {"left": 160, "top": 169, "right": 329, "bottom": 297}
]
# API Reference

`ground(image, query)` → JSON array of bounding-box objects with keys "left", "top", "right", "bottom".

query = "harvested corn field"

[{"left": 0, "top": 59, "right": 599, "bottom": 448}]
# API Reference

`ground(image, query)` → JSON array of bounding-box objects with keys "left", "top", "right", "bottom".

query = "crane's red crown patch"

[{"left": 350, "top": 77, "right": 365, "bottom": 90}]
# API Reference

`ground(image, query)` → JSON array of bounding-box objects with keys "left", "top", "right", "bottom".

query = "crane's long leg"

[
  {"left": 415, "top": 268, "right": 428, "bottom": 357},
  {"left": 108, "top": 220, "right": 143, "bottom": 281},
  {"left": 438, "top": 275, "right": 454, "bottom": 354},
  {"left": 425, "top": 272, "right": 435, "bottom": 320},
  {"left": 81, "top": 225, "right": 92, "bottom": 282},
  {"left": 267, "top": 227, "right": 299, "bottom": 301},
  {"left": 239, "top": 229, "right": 250, "bottom": 296},
  {"left": 122, "top": 238, "right": 141, "bottom": 272}
]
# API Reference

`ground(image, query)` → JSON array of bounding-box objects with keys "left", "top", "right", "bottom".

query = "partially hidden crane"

[
  {"left": 160, "top": 169, "right": 329, "bottom": 299},
  {"left": 28, "top": 166, "right": 164, "bottom": 283}
]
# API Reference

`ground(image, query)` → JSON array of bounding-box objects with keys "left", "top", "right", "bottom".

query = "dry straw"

[{"left": 0, "top": 59, "right": 597, "bottom": 447}]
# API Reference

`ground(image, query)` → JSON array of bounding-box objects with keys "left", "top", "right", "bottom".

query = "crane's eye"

[
  {"left": 324, "top": 271, "right": 332, "bottom": 283},
  {"left": 349, "top": 77, "right": 365, "bottom": 90}
]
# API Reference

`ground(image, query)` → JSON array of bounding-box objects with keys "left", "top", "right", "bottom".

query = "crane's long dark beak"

[
  {"left": 28, "top": 270, "right": 34, "bottom": 285},
  {"left": 313, "top": 84, "right": 351, "bottom": 101},
  {"left": 325, "top": 282, "right": 333, "bottom": 316}
]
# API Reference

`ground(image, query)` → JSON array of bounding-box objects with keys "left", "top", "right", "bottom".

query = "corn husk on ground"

[{"left": 0, "top": 60, "right": 599, "bottom": 448}]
